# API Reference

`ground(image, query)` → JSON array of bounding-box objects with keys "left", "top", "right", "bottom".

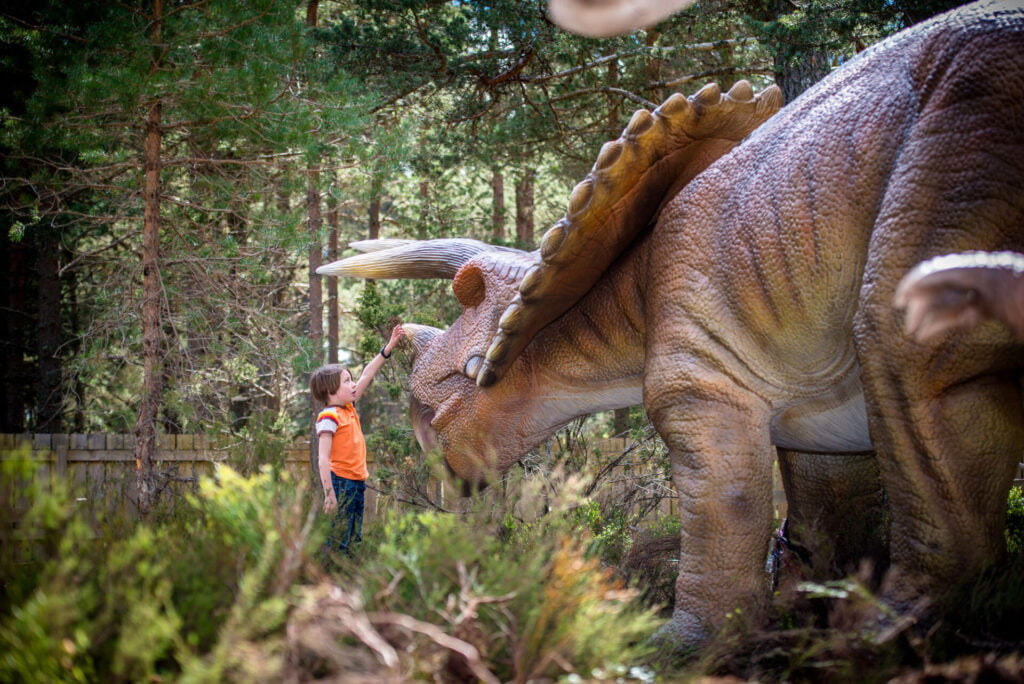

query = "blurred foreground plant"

[
  {"left": 1007, "top": 485, "right": 1024, "bottom": 555},
  {"left": 0, "top": 451, "right": 663, "bottom": 682},
  {"left": 345, "top": 506, "right": 661, "bottom": 683},
  {"left": 0, "top": 461, "right": 317, "bottom": 682}
]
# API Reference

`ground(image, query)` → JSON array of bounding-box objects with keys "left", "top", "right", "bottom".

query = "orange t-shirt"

[{"left": 315, "top": 404, "right": 368, "bottom": 481}]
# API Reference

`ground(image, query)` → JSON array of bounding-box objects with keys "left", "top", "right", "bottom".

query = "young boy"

[{"left": 310, "top": 324, "right": 404, "bottom": 555}]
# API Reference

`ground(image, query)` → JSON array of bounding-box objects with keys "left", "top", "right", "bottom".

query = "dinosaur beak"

[
  {"left": 409, "top": 394, "right": 486, "bottom": 495},
  {"left": 410, "top": 394, "right": 439, "bottom": 454}
]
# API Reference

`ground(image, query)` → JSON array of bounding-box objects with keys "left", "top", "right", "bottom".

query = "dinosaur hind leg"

[
  {"left": 855, "top": 303, "right": 1024, "bottom": 617},
  {"left": 776, "top": 449, "right": 889, "bottom": 584}
]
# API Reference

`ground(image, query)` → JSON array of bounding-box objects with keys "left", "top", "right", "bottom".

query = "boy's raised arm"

[{"left": 353, "top": 324, "right": 405, "bottom": 402}]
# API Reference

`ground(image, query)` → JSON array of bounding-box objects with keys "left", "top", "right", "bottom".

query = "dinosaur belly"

[{"left": 769, "top": 379, "right": 873, "bottom": 453}]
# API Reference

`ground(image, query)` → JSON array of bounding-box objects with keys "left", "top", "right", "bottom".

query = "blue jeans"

[{"left": 329, "top": 474, "right": 366, "bottom": 554}]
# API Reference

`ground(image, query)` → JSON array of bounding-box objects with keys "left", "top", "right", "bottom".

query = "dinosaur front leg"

[{"left": 646, "top": 364, "right": 775, "bottom": 645}]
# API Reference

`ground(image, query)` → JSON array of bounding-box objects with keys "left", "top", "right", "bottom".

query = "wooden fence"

[
  {"left": 0, "top": 433, "right": 323, "bottom": 522},
  {"left": 0, "top": 433, "right": 668, "bottom": 522},
  {"left": 0, "top": 432, "right": 312, "bottom": 480},
  {"left": 0, "top": 433, "right": 687, "bottom": 523},
  {"left": 5, "top": 433, "right": 1020, "bottom": 528}
]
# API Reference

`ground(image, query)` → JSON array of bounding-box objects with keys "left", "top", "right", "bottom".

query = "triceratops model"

[{"left": 319, "top": 0, "right": 1024, "bottom": 647}]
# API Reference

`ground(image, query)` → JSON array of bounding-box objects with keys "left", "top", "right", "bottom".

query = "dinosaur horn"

[
  {"left": 348, "top": 238, "right": 417, "bottom": 252},
  {"left": 316, "top": 238, "right": 509, "bottom": 280},
  {"left": 402, "top": 323, "right": 444, "bottom": 355}
]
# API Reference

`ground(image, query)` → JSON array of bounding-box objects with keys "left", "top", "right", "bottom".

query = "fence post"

[{"left": 53, "top": 433, "right": 69, "bottom": 478}]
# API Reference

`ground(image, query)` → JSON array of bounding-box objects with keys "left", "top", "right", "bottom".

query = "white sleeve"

[{"left": 315, "top": 414, "right": 339, "bottom": 435}]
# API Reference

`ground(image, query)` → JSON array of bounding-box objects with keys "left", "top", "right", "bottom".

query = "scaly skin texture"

[{"left": 319, "top": 0, "right": 1024, "bottom": 650}]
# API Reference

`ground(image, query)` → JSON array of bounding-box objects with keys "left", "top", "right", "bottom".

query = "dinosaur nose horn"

[{"left": 403, "top": 323, "right": 443, "bottom": 356}]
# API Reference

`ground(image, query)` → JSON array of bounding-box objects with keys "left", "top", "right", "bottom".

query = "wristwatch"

[{"left": 380, "top": 345, "right": 391, "bottom": 359}]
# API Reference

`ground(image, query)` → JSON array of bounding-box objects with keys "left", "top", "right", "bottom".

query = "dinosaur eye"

[{"left": 464, "top": 355, "right": 484, "bottom": 380}]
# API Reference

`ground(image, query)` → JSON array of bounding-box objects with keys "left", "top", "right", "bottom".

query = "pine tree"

[{"left": 1, "top": 0, "right": 371, "bottom": 511}]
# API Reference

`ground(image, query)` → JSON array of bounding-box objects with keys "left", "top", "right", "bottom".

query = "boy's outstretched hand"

[{"left": 385, "top": 324, "right": 405, "bottom": 355}]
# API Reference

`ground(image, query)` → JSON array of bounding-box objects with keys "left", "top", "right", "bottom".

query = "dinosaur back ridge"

[{"left": 476, "top": 80, "right": 783, "bottom": 387}]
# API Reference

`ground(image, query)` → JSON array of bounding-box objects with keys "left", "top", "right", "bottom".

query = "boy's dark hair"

[{"left": 310, "top": 364, "right": 349, "bottom": 405}]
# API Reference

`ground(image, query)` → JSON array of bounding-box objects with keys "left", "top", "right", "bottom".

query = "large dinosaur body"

[{"left": 321, "top": 0, "right": 1024, "bottom": 646}]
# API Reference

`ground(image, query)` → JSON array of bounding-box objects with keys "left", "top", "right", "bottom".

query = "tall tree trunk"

[
  {"left": 35, "top": 226, "right": 62, "bottom": 433},
  {"left": 133, "top": 0, "right": 166, "bottom": 515},
  {"left": 0, "top": 231, "right": 28, "bottom": 432},
  {"left": 307, "top": 167, "right": 323, "bottom": 360},
  {"left": 0, "top": 229, "right": 28, "bottom": 432},
  {"left": 327, "top": 184, "right": 339, "bottom": 364},
  {"left": 306, "top": 0, "right": 323, "bottom": 477},
  {"left": 491, "top": 167, "right": 505, "bottom": 240},
  {"left": 607, "top": 49, "right": 620, "bottom": 137},
  {"left": 774, "top": 49, "right": 830, "bottom": 105},
  {"left": 515, "top": 168, "right": 535, "bottom": 248},
  {"left": 368, "top": 176, "right": 383, "bottom": 240},
  {"left": 418, "top": 179, "right": 430, "bottom": 239},
  {"left": 67, "top": 253, "right": 86, "bottom": 432}
]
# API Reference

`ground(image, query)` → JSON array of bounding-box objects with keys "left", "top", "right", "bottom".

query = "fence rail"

[
  {"left": 5, "top": 433, "right": 1020, "bottom": 528},
  {"left": 0, "top": 432, "right": 310, "bottom": 464},
  {"left": 0, "top": 433, "right": 318, "bottom": 522}
]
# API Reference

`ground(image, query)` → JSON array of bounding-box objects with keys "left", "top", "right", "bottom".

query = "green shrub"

[
  {"left": 1007, "top": 485, "right": 1024, "bottom": 555},
  {"left": 0, "top": 461, "right": 317, "bottom": 682},
  {"left": 347, "top": 498, "right": 662, "bottom": 682}
]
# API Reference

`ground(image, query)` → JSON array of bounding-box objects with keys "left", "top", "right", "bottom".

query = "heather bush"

[
  {"left": 0, "top": 463, "right": 316, "bottom": 682},
  {"left": 337, "top": 473, "right": 663, "bottom": 682},
  {"left": 2, "top": 449, "right": 1022, "bottom": 682}
]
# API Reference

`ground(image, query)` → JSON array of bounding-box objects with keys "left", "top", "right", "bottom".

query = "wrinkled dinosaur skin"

[
  {"left": 642, "top": 0, "right": 1024, "bottom": 642},
  {"left": 320, "top": 0, "right": 1024, "bottom": 648},
  {"left": 896, "top": 251, "right": 1024, "bottom": 342}
]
